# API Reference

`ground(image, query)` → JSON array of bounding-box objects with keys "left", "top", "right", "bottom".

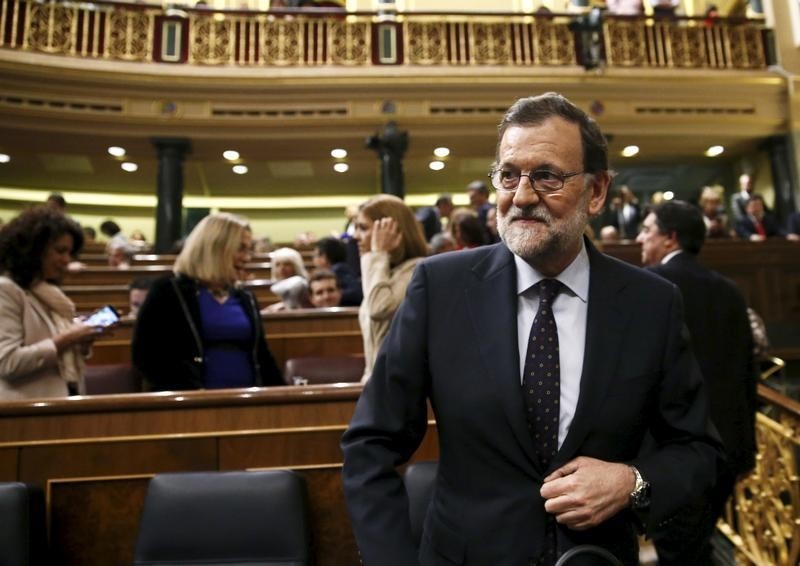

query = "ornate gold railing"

[
  {"left": 604, "top": 14, "right": 767, "bottom": 69},
  {"left": 718, "top": 384, "right": 800, "bottom": 565},
  {"left": 0, "top": 0, "right": 769, "bottom": 69}
]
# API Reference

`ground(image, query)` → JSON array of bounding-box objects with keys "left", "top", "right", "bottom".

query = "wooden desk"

[
  {"left": 0, "top": 385, "right": 437, "bottom": 566},
  {"left": 89, "top": 307, "right": 363, "bottom": 369},
  {"left": 64, "top": 263, "right": 275, "bottom": 286},
  {"left": 65, "top": 279, "right": 278, "bottom": 315}
]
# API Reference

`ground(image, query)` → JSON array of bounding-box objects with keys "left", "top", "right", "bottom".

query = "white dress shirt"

[{"left": 514, "top": 242, "right": 589, "bottom": 448}]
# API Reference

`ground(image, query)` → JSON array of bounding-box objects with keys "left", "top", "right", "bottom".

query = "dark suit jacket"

[
  {"left": 734, "top": 213, "right": 783, "bottom": 239},
  {"left": 132, "top": 275, "right": 283, "bottom": 390},
  {"left": 416, "top": 207, "right": 442, "bottom": 242},
  {"left": 649, "top": 253, "right": 757, "bottom": 475},
  {"left": 341, "top": 240, "right": 721, "bottom": 566}
]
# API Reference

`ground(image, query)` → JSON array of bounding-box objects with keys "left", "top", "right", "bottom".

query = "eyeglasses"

[{"left": 488, "top": 168, "right": 585, "bottom": 193}]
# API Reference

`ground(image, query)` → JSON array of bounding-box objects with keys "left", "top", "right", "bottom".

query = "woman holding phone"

[
  {"left": 0, "top": 206, "right": 101, "bottom": 399},
  {"left": 132, "top": 213, "right": 282, "bottom": 391}
]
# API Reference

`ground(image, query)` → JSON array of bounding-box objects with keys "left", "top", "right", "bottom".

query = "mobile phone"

[{"left": 84, "top": 305, "right": 120, "bottom": 328}]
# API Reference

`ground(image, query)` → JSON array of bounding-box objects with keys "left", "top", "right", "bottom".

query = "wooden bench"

[
  {"left": 63, "top": 263, "right": 276, "bottom": 286},
  {"left": 65, "top": 279, "right": 279, "bottom": 316},
  {"left": 89, "top": 307, "right": 362, "bottom": 369},
  {"left": 0, "top": 385, "right": 438, "bottom": 566}
]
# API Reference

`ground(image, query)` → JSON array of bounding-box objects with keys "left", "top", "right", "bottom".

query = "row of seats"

[
  {"left": 82, "top": 355, "right": 366, "bottom": 394},
  {"left": 1, "top": 465, "right": 620, "bottom": 565}
]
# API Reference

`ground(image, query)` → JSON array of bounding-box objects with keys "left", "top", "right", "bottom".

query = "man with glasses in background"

[{"left": 342, "top": 92, "right": 722, "bottom": 566}]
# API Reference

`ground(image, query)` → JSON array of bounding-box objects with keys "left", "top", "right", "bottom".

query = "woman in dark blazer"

[{"left": 132, "top": 213, "right": 282, "bottom": 391}]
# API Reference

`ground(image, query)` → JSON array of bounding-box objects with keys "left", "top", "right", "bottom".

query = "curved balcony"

[{"left": 0, "top": 0, "right": 769, "bottom": 70}]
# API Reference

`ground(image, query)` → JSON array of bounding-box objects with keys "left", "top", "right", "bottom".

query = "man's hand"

[{"left": 540, "top": 456, "right": 635, "bottom": 530}]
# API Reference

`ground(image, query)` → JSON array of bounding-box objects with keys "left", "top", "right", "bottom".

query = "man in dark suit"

[
  {"left": 730, "top": 172, "right": 753, "bottom": 224},
  {"left": 415, "top": 194, "right": 454, "bottom": 242},
  {"left": 341, "top": 93, "right": 721, "bottom": 566},
  {"left": 637, "top": 200, "right": 757, "bottom": 565},
  {"left": 734, "top": 194, "right": 784, "bottom": 240}
]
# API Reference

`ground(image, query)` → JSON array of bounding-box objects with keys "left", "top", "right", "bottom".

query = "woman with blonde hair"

[
  {"left": 354, "top": 194, "right": 428, "bottom": 381},
  {"left": 132, "top": 213, "right": 282, "bottom": 391}
]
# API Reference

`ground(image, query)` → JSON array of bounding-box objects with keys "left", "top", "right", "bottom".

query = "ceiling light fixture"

[
  {"left": 0, "top": 153, "right": 10, "bottom": 163},
  {"left": 429, "top": 161, "right": 445, "bottom": 171},
  {"left": 108, "top": 146, "right": 126, "bottom": 157},
  {"left": 621, "top": 145, "right": 639, "bottom": 157},
  {"left": 121, "top": 162, "right": 138, "bottom": 172},
  {"left": 331, "top": 149, "right": 348, "bottom": 159},
  {"left": 663, "top": 191, "right": 675, "bottom": 200},
  {"left": 333, "top": 163, "right": 349, "bottom": 173},
  {"left": 223, "top": 150, "right": 240, "bottom": 161},
  {"left": 433, "top": 147, "right": 450, "bottom": 158},
  {"left": 232, "top": 165, "right": 248, "bottom": 175},
  {"left": 705, "top": 145, "right": 724, "bottom": 157}
]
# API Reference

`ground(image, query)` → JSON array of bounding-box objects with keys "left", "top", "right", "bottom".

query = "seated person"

[
  {"left": 269, "top": 247, "right": 308, "bottom": 281},
  {"left": 308, "top": 269, "right": 342, "bottom": 308},
  {"left": 107, "top": 243, "right": 133, "bottom": 269},
  {"left": 698, "top": 186, "right": 729, "bottom": 238},
  {"left": 312, "top": 236, "right": 362, "bottom": 306},
  {"left": 127, "top": 278, "right": 153, "bottom": 319},
  {"left": 734, "top": 194, "right": 784, "bottom": 241},
  {"left": 263, "top": 275, "right": 313, "bottom": 312},
  {"left": 787, "top": 211, "right": 800, "bottom": 242},
  {"left": 430, "top": 232, "right": 457, "bottom": 255}
]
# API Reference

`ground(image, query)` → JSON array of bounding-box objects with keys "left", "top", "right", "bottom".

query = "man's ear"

[{"left": 587, "top": 171, "right": 611, "bottom": 216}]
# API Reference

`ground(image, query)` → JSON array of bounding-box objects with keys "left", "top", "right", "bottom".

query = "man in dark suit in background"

[
  {"left": 637, "top": 200, "right": 757, "bottom": 565},
  {"left": 342, "top": 93, "right": 721, "bottom": 566},
  {"left": 415, "top": 194, "right": 454, "bottom": 242}
]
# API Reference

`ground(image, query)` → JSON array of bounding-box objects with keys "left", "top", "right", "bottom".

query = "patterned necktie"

[{"left": 522, "top": 279, "right": 563, "bottom": 469}]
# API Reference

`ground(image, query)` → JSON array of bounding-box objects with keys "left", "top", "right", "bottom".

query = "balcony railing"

[
  {"left": 0, "top": 0, "right": 769, "bottom": 70},
  {"left": 718, "top": 381, "right": 800, "bottom": 565}
]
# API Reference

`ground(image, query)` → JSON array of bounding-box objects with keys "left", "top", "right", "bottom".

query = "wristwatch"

[{"left": 629, "top": 466, "right": 651, "bottom": 509}]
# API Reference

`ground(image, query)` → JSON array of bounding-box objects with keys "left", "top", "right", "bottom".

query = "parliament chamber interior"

[{"left": 0, "top": 0, "right": 798, "bottom": 563}]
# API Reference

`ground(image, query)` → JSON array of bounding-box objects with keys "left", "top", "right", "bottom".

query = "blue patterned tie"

[{"left": 522, "top": 279, "right": 562, "bottom": 469}]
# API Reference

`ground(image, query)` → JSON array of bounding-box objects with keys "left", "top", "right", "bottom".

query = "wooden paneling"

[
  {"left": 20, "top": 439, "right": 217, "bottom": 484},
  {"left": 0, "top": 447, "right": 19, "bottom": 481},
  {"left": 63, "top": 263, "right": 274, "bottom": 286},
  {"left": 0, "top": 386, "right": 428, "bottom": 566},
  {"left": 603, "top": 239, "right": 800, "bottom": 358},
  {"left": 49, "top": 476, "right": 150, "bottom": 566},
  {"left": 88, "top": 307, "right": 362, "bottom": 369}
]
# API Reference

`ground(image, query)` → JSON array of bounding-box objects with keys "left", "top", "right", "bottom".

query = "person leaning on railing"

[
  {"left": 0, "top": 206, "right": 106, "bottom": 399},
  {"left": 132, "top": 212, "right": 282, "bottom": 391}
]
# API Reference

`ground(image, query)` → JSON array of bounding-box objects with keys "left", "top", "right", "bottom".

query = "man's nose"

[{"left": 511, "top": 177, "right": 541, "bottom": 208}]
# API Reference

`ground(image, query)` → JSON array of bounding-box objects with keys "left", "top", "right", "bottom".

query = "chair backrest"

[
  {"left": 283, "top": 355, "right": 364, "bottom": 385},
  {"left": 402, "top": 460, "right": 438, "bottom": 548},
  {"left": 0, "top": 482, "right": 47, "bottom": 566},
  {"left": 83, "top": 363, "right": 143, "bottom": 395},
  {"left": 133, "top": 470, "right": 313, "bottom": 566}
]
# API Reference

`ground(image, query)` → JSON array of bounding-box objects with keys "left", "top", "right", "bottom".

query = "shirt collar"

[
  {"left": 513, "top": 239, "right": 590, "bottom": 303},
  {"left": 661, "top": 249, "right": 683, "bottom": 264}
]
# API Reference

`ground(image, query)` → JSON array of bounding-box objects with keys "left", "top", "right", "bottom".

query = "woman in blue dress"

[{"left": 132, "top": 213, "right": 283, "bottom": 390}]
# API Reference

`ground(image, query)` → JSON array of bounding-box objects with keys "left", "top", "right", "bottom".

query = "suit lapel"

[
  {"left": 464, "top": 245, "right": 542, "bottom": 473},
  {"left": 556, "top": 244, "right": 633, "bottom": 463}
]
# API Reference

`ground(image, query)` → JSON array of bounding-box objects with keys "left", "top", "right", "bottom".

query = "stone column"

[{"left": 152, "top": 138, "right": 191, "bottom": 253}]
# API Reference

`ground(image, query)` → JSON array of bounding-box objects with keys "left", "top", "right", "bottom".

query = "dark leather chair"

[
  {"left": 83, "top": 363, "right": 143, "bottom": 394},
  {"left": 283, "top": 355, "right": 364, "bottom": 385},
  {"left": 0, "top": 482, "right": 47, "bottom": 566},
  {"left": 133, "top": 470, "right": 313, "bottom": 566},
  {"left": 402, "top": 460, "right": 438, "bottom": 548}
]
